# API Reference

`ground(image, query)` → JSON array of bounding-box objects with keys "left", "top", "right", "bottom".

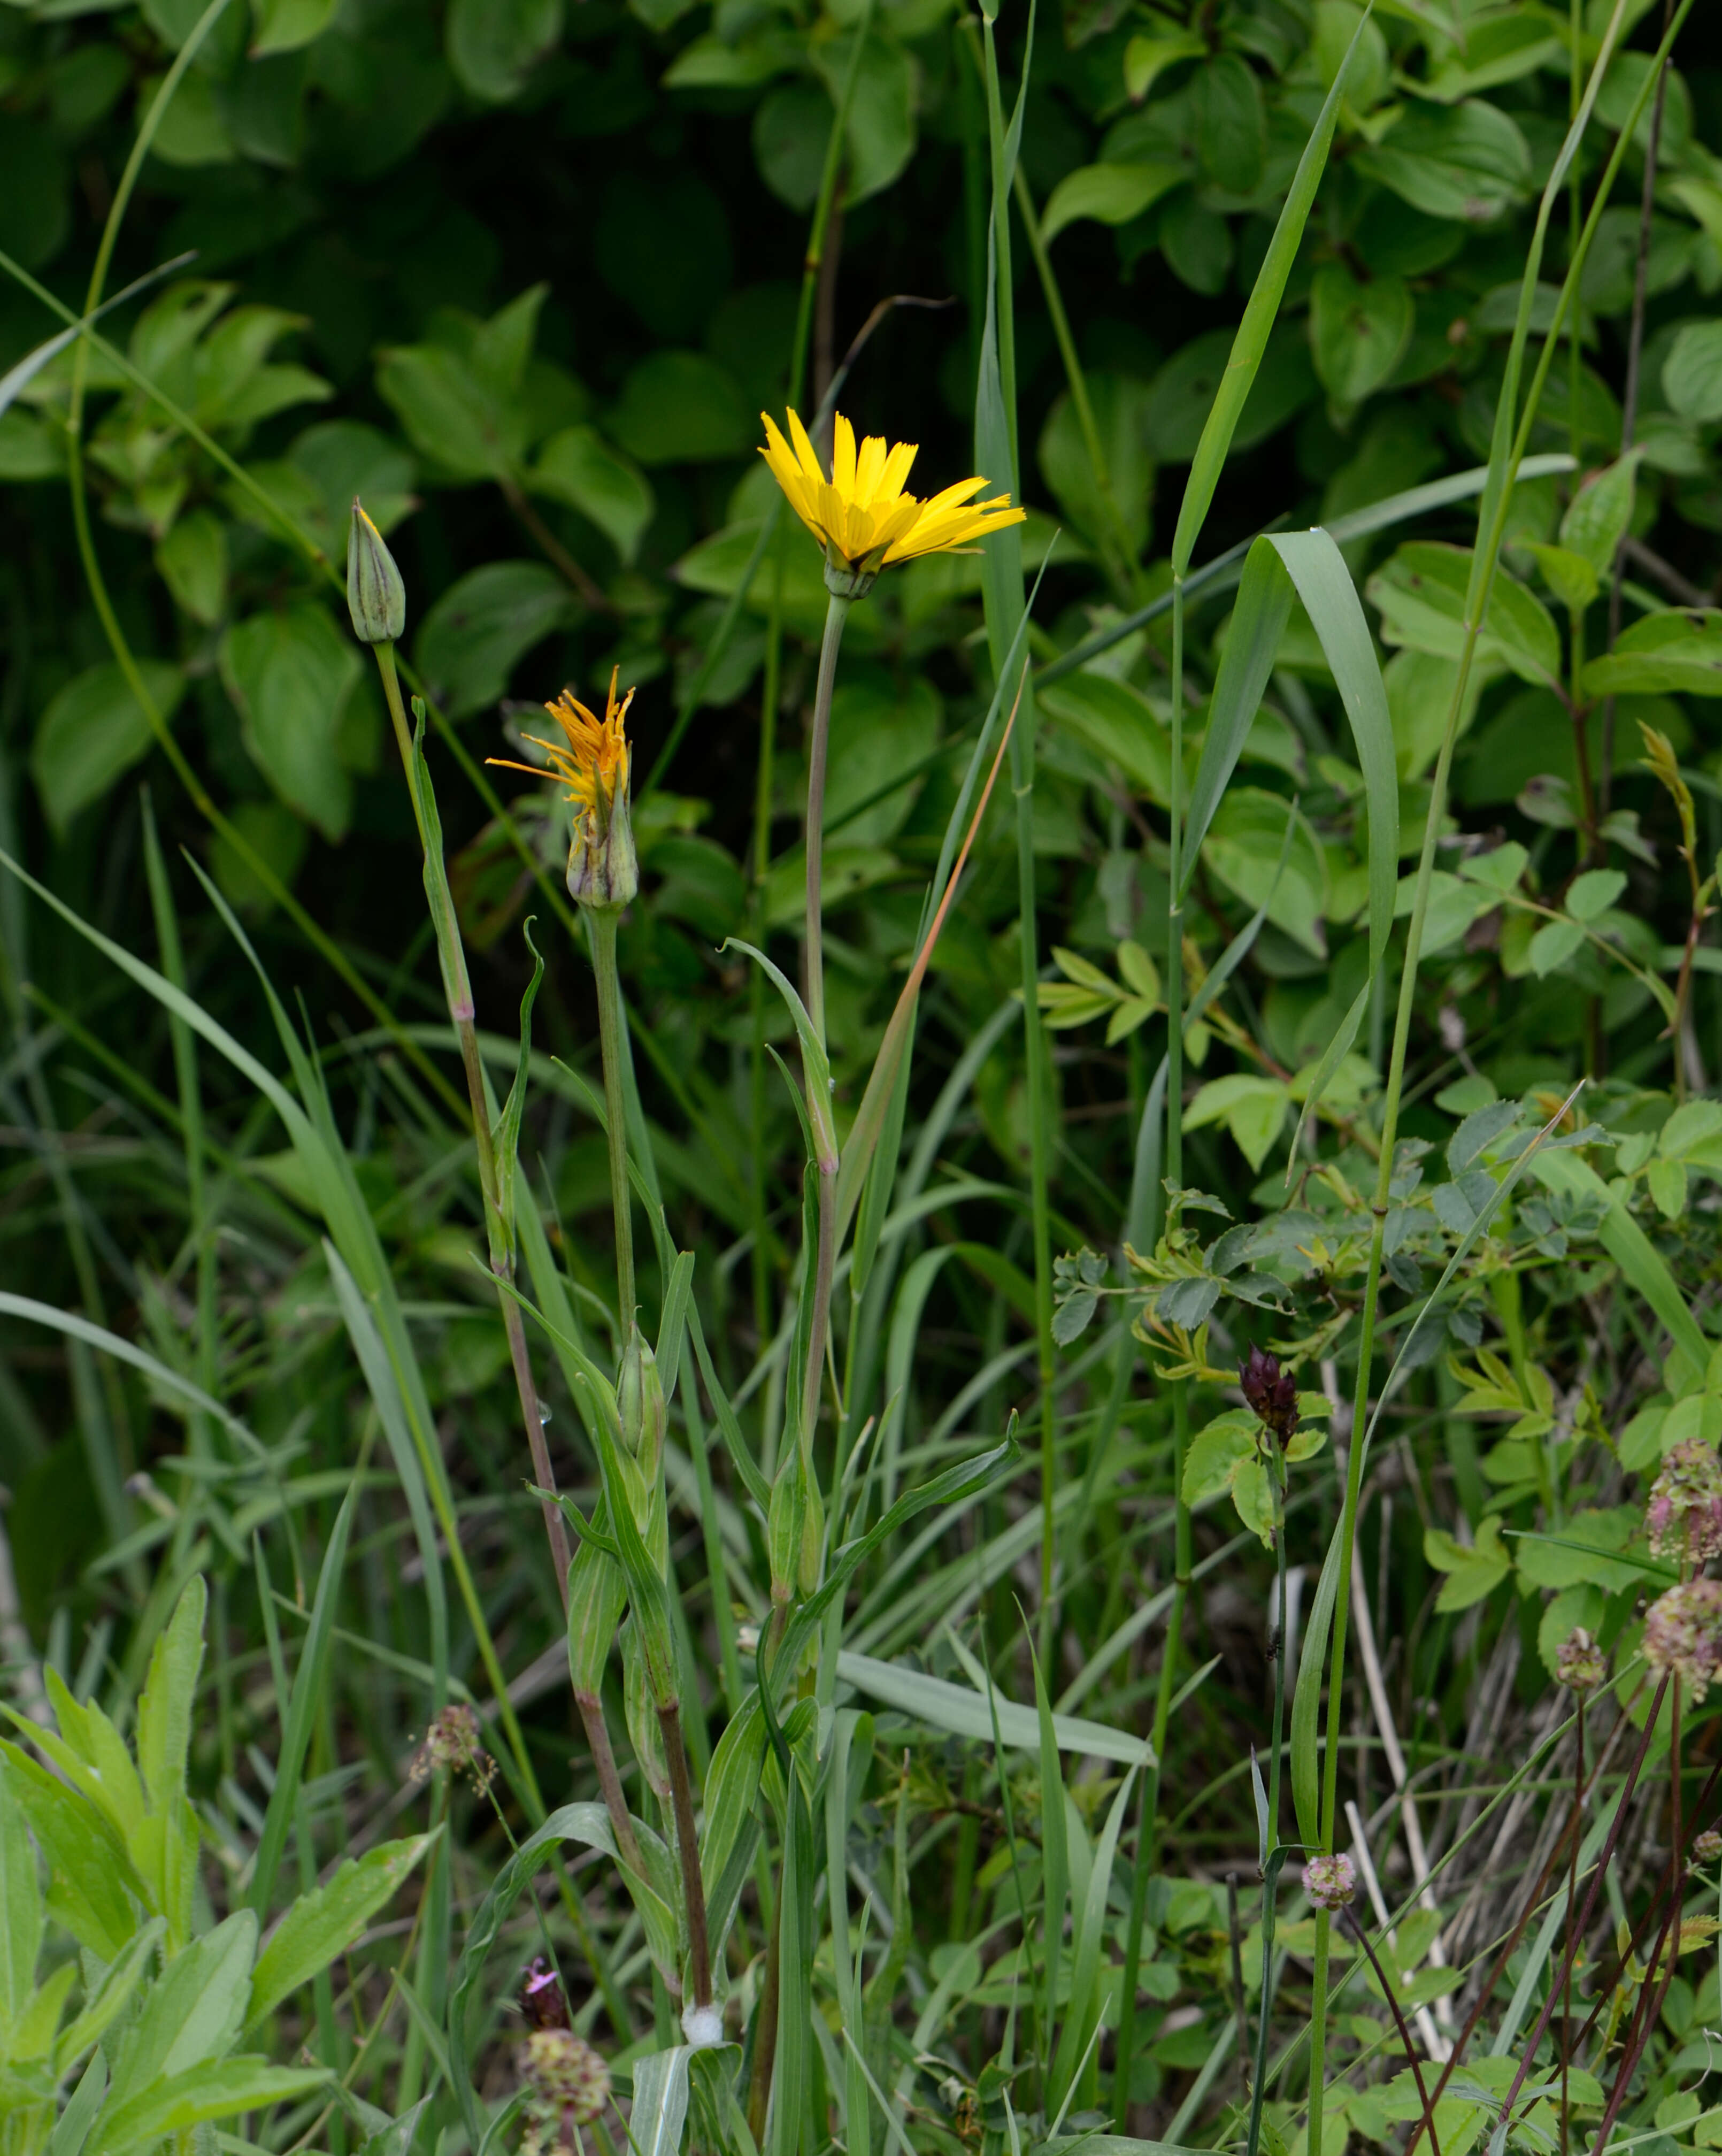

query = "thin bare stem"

[
  {"left": 1343, "top": 1907, "right": 1442, "bottom": 2156},
  {"left": 1600, "top": 6, "right": 1674, "bottom": 816},
  {"left": 1495, "top": 1675, "right": 1669, "bottom": 2129}
]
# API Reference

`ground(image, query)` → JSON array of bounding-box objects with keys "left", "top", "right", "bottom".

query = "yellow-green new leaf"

[
  {"left": 1581, "top": 609, "right": 1722, "bottom": 699},
  {"left": 247, "top": 1833, "right": 437, "bottom": 2032},
  {"left": 1424, "top": 1517, "right": 1511, "bottom": 1611}
]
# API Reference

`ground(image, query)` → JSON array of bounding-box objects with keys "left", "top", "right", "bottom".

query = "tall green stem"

[
  {"left": 1303, "top": 13, "right": 1684, "bottom": 2144},
  {"left": 372, "top": 645, "right": 573, "bottom": 1603},
  {"left": 1244, "top": 1456, "right": 1289, "bottom": 2156},
  {"left": 979, "top": 20, "right": 1056, "bottom": 1643},
  {"left": 805, "top": 594, "right": 851, "bottom": 1046},
  {"left": 589, "top": 909, "right": 637, "bottom": 1332},
  {"left": 1113, "top": 578, "right": 1191, "bottom": 2126}
]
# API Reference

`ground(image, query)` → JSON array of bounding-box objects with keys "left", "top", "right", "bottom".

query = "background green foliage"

[{"left": 7, "top": 0, "right": 1722, "bottom": 2146}]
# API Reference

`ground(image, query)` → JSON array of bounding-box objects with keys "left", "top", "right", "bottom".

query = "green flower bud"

[
  {"left": 767, "top": 1451, "right": 803, "bottom": 1613},
  {"left": 565, "top": 1536, "right": 627, "bottom": 1700},
  {"left": 619, "top": 1328, "right": 666, "bottom": 1484},
  {"left": 622, "top": 1622, "right": 672, "bottom": 1807},
  {"left": 346, "top": 500, "right": 405, "bottom": 644}
]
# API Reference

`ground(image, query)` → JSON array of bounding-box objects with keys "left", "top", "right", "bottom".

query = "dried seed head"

[
  {"left": 1239, "top": 1345, "right": 1300, "bottom": 1446},
  {"left": 1301, "top": 1852, "right": 1356, "bottom": 1912},
  {"left": 1646, "top": 1438, "right": 1722, "bottom": 1564},
  {"left": 410, "top": 1702, "right": 494, "bottom": 1790},
  {"left": 1642, "top": 1577, "right": 1722, "bottom": 1702},
  {"left": 519, "top": 2028, "right": 610, "bottom": 2124},
  {"left": 1554, "top": 1626, "right": 1606, "bottom": 1696}
]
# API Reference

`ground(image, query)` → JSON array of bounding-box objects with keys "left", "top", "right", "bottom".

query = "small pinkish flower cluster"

[
  {"left": 1694, "top": 1827, "right": 1722, "bottom": 1866},
  {"left": 1302, "top": 1852, "right": 1356, "bottom": 1911},
  {"left": 1555, "top": 1627, "right": 1606, "bottom": 1695},
  {"left": 519, "top": 2028, "right": 610, "bottom": 2123},
  {"left": 1642, "top": 1577, "right": 1722, "bottom": 1701},
  {"left": 1646, "top": 1439, "right": 1722, "bottom": 1564}
]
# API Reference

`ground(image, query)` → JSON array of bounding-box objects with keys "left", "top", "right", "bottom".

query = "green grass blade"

[
  {"left": 1290, "top": 1521, "right": 1342, "bottom": 1850},
  {"left": 1180, "top": 539, "right": 1295, "bottom": 879},
  {"left": 248, "top": 1488, "right": 356, "bottom": 1920},
  {"left": 1171, "top": 7, "right": 1373, "bottom": 575},
  {"left": 1264, "top": 529, "right": 1398, "bottom": 1143},
  {"left": 324, "top": 1242, "right": 449, "bottom": 1702}
]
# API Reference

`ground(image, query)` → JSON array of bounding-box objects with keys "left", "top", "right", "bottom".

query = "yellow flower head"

[
  {"left": 759, "top": 409, "right": 1026, "bottom": 579},
  {"left": 488, "top": 669, "right": 638, "bottom": 910},
  {"left": 489, "top": 669, "right": 634, "bottom": 815}
]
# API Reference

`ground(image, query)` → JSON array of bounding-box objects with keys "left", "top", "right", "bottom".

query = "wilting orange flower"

[
  {"left": 489, "top": 669, "right": 637, "bottom": 909},
  {"left": 760, "top": 409, "right": 1025, "bottom": 574},
  {"left": 489, "top": 669, "right": 633, "bottom": 814}
]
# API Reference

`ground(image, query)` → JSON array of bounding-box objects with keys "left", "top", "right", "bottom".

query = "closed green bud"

[
  {"left": 565, "top": 1536, "right": 627, "bottom": 1700},
  {"left": 767, "top": 1452, "right": 802, "bottom": 1613},
  {"left": 622, "top": 1623, "right": 672, "bottom": 1806},
  {"left": 797, "top": 1467, "right": 824, "bottom": 1597},
  {"left": 618, "top": 1328, "right": 665, "bottom": 1483},
  {"left": 347, "top": 499, "right": 405, "bottom": 644}
]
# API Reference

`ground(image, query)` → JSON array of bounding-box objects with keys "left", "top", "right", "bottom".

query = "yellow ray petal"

[{"left": 831, "top": 412, "right": 857, "bottom": 495}]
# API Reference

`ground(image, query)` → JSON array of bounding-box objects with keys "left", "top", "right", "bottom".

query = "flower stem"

[
  {"left": 1112, "top": 574, "right": 1190, "bottom": 2129},
  {"left": 373, "top": 641, "right": 572, "bottom": 1604},
  {"left": 1244, "top": 1461, "right": 1289, "bottom": 2156},
  {"left": 658, "top": 1699, "right": 714, "bottom": 2014},
  {"left": 1343, "top": 1907, "right": 1443, "bottom": 2156},
  {"left": 805, "top": 593, "right": 851, "bottom": 1046},
  {"left": 588, "top": 908, "right": 637, "bottom": 1333}
]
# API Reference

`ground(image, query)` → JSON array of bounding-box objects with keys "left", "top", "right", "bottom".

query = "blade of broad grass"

[
  {"left": 0, "top": 251, "right": 195, "bottom": 416},
  {"left": 1039, "top": 453, "right": 1576, "bottom": 686},
  {"left": 1048, "top": 1766, "right": 1137, "bottom": 2113},
  {"left": 1181, "top": 544, "right": 1295, "bottom": 875},
  {"left": 325, "top": 1242, "right": 449, "bottom": 1706},
  {"left": 758, "top": 1654, "right": 817, "bottom": 2156},
  {"left": 0, "top": 844, "right": 548, "bottom": 1813},
  {"left": 1171, "top": 5, "right": 1373, "bottom": 576},
  {"left": 827, "top": 1709, "right": 875, "bottom": 2156},
  {"left": 1266, "top": 530, "right": 1398, "bottom": 1147},
  {"left": 1290, "top": 1521, "right": 1344, "bottom": 1850},
  {"left": 1031, "top": 1630, "right": 1071, "bottom": 2074},
  {"left": 836, "top": 1648, "right": 1151, "bottom": 1764},
  {"left": 629, "top": 2049, "right": 694, "bottom": 2156},
  {"left": 248, "top": 1488, "right": 356, "bottom": 1919},
  {"left": 140, "top": 794, "right": 218, "bottom": 1474},
  {"left": 0, "top": 1294, "right": 264, "bottom": 1461}
]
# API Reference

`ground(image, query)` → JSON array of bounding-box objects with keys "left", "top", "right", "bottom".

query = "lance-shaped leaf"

[{"left": 1172, "top": 7, "right": 1375, "bottom": 576}]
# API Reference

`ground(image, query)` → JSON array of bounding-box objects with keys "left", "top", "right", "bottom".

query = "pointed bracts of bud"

[{"left": 347, "top": 500, "right": 405, "bottom": 644}]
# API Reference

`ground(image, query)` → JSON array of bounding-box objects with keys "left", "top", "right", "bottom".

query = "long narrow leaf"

[
  {"left": 248, "top": 1489, "right": 356, "bottom": 1918},
  {"left": 1171, "top": 6, "right": 1373, "bottom": 574}
]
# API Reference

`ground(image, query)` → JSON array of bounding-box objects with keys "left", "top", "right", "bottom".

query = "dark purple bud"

[
  {"left": 519, "top": 1956, "right": 571, "bottom": 2030},
  {"left": 1240, "top": 1345, "right": 1300, "bottom": 1445}
]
